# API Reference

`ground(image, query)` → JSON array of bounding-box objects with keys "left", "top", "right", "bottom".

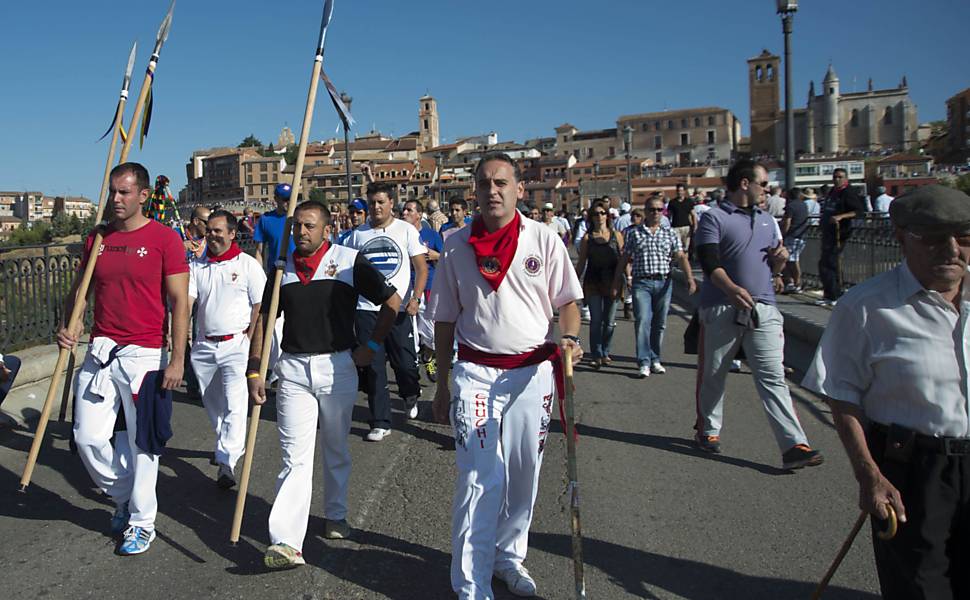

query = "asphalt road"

[{"left": 0, "top": 302, "right": 881, "bottom": 599}]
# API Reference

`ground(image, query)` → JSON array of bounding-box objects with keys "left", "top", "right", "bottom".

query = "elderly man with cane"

[{"left": 804, "top": 184, "right": 970, "bottom": 599}]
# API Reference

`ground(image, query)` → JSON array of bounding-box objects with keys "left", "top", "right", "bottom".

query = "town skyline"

[{"left": 1, "top": 0, "right": 966, "bottom": 201}]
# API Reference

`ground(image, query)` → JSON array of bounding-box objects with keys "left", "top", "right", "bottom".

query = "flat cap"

[{"left": 889, "top": 184, "right": 970, "bottom": 229}]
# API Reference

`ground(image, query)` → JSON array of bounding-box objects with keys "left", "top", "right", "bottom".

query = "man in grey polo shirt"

[{"left": 693, "top": 159, "right": 823, "bottom": 470}]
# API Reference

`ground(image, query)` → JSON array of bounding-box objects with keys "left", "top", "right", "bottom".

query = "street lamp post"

[
  {"left": 777, "top": 0, "right": 798, "bottom": 192},
  {"left": 340, "top": 91, "right": 354, "bottom": 203},
  {"left": 593, "top": 161, "right": 601, "bottom": 203},
  {"left": 435, "top": 153, "right": 443, "bottom": 204},
  {"left": 623, "top": 125, "right": 634, "bottom": 205}
]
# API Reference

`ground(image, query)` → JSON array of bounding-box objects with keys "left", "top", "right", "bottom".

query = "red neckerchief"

[
  {"left": 206, "top": 242, "right": 242, "bottom": 263},
  {"left": 467, "top": 211, "right": 521, "bottom": 292},
  {"left": 292, "top": 241, "right": 330, "bottom": 285}
]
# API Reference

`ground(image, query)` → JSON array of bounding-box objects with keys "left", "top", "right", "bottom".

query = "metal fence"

[
  {"left": 799, "top": 217, "right": 902, "bottom": 289},
  {"left": 0, "top": 236, "right": 258, "bottom": 352}
]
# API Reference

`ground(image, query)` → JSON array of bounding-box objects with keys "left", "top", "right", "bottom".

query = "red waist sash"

[{"left": 457, "top": 342, "right": 576, "bottom": 440}]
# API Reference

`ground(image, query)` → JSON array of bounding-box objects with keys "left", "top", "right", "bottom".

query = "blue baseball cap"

[
  {"left": 274, "top": 183, "right": 292, "bottom": 200},
  {"left": 349, "top": 198, "right": 367, "bottom": 212}
]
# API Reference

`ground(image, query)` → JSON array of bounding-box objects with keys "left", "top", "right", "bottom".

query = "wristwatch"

[{"left": 562, "top": 334, "right": 581, "bottom": 345}]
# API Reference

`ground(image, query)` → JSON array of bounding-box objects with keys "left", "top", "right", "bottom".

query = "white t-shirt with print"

[{"left": 346, "top": 218, "right": 427, "bottom": 311}]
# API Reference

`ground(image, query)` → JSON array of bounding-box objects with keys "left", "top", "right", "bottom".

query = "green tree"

[
  {"left": 956, "top": 173, "right": 970, "bottom": 196},
  {"left": 6, "top": 222, "right": 51, "bottom": 246},
  {"left": 239, "top": 134, "right": 262, "bottom": 148},
  {"left": 309, "top": 188, "right": 327, "bottom": 203},
  {"left": 283, "top": 143, "right": 299, "bottom": 166},
  {"left": 50, "top": 212, "right": 73, "bottom": 238}
]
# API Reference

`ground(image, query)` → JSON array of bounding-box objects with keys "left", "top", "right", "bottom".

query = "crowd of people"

[{"left": 38, "top": 151, "right": 970, "bottom": 599}]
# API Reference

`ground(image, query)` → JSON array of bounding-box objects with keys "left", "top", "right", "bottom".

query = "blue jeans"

[
  {"left": 632, "top": 277, "right": 673, "bottom": 367},
  {"left": 586, "top": 294, "right": 617, "bottom": 359}
]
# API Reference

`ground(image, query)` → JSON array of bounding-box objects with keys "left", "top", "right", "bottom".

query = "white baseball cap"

[{"left": 620, "top": 202, "right": 631, "bottom": 213}]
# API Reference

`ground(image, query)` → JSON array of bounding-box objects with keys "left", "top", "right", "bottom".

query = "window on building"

[
  {"left": 708, "top": 115, "right": 716, "bottom": 126},
  {"left": 851, "top": 109, "right": 859, "bottom": 127},
  {"left": 609, "top": 146, "right": 615, "bottom": 155},
  {"left": 260, "top": 163, "right": 267, "bottom": 172},
  {"left": 884, "top": 107, "right": 893, "bottom": 125},
  {"left": 584, "top": 168, "right": 591, "bottom": 174},
  {"left": 850, "top": 163, "right": 864, "bottom": 175},
  {"left": 654, "top": 135, "right": 662, "bottom": 149},
  {"left": 641, "top": 123, "right": 648, "bottom": 132},
  {"left": 656, "top": 151, "right": 663, "bottom": 163},
  {"left": 260, "top": 174, "right": 267, "bottom": 183},
  {"left": 261, "top": 185, "right": 268, "bottom": 195},
  {"left": 424, "top": 103, "right": 429, "bottom": 111},
  {"left": 756, "top": 66, "right": 763, "bottom": 81},
  {"left": 667, "top": 120, "right": 674, "bottom": 129},
  {"left": 829, "top": 87, "right": 835, "bottom": 95},
  {"left": 767, "top": 65, "right": 774, "bottom": 81},
  {"left": 587, "top": 147, "right": 593, "bottom": 158},
  {"left": 694, "top": 117, "right": 700, "bottom": 127},
  {"left": 246, "top": 175, "right": 252, "bottom": 183},
  {"left": 707, "top": 130, "right": 715, "bottom": 144},
  {"left": 681, "top": 119, "right": 688, "bottom": 128},
  {"left": 680, "top": 133, "right": 689, "bottom": 145},
  {"left": 655, "top": 121, "right": 661, "bottom": 131}
]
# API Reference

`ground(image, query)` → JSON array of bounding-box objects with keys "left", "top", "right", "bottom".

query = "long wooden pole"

[
  {"left": 811, "top": 505, "right": 897, "bottom": 600},
  {"left": 230, "top": 0, "right": 334, "bottom": 544},
  {"left": 20, "top": 2, "right": 176, "bottom": 491},
  {"left": 562, "top": 348, "right": 586, "bottom": 599}
]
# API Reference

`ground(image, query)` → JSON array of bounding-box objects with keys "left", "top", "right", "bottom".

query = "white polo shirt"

[
  {"left": 802, "top": 261, "right": 970, "bottom": 437},
  {"left": 429, "top": 214, "right": 583, "bottom": 355},
  {"left": 346, "top": 218, "right": 426, "bottom": 312},
  {"left": 189, "top": 250, "right": 266, "bottom": 338}
]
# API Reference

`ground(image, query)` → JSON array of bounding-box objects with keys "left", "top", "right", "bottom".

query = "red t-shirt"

[{"left": 80, "top": 220, "right": 189, "bottom": 348}]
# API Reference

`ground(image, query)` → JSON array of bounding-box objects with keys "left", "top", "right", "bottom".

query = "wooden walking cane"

[
  {"left": 562, "top": 347, "right": 587, "bottom": 599},
  {"left": 17, "top": 27, "right": 154, "bottom": 490},
  {"left": 811, "top": 505, "right": 897, "bottom": 600},
  {"left": 229, "top": 0, "right": 336, "bottom": 545}
]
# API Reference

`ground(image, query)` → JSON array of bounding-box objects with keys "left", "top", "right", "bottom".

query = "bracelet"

[
  {"left": 562, "top": 334, "right": 581, "bottom": 344},
  {"left": 246, "top": 372, "right": 261, "bottom": 379},
  {"left": 366, "top": 339, "right": 381, "bottom": 352}
]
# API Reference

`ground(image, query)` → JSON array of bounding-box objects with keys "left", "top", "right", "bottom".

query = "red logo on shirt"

[{"left": 479, "top": 256, "right": 500, "bottom": 275}]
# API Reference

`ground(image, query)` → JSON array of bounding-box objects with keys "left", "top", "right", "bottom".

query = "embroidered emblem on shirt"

[
  {"left": 478, "top": 256, "right": 500, "bottom": 275},
  {"left": 98, "top": 244, "right": 105, "bottom": 256},
  {"left": 325, "top": 261, "right": 338, "bottom": 277},
  {"left": 523, "top": 254, "right": 542, "bottom": 276}
]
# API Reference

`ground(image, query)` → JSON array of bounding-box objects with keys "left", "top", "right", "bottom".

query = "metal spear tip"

[
  {"left": 157, "top": 0, "right": 176, "bottom": 44},
  {"left": 316, "top": 0, "right": 335, "bottom": 53},
  {"left": 123, "top": 41, "right": 137, "bottom": 88}
]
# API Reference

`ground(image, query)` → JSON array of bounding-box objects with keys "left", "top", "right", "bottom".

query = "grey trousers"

[{"left": 695, "top": 303, "right": 808, "bottom": 452}]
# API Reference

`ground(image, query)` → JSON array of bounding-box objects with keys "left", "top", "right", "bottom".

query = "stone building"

[
  {"left": 418, "top": 95, "right": 440, "bottom": 151},
  {"left": 617, "top": 108, "right": 740, "bottom": 167},
  {"left": 748, "top": 49, "right": 919, "bottom": 157},
  {"left": 945, "top": 87, "right": 970, "bottom": 162}
]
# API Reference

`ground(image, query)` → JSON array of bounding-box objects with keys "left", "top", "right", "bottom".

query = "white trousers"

[
  {"left": 73, "top": 339, "right": 166, "bottom": 528},
  {"left": 190, "top": 334, "right": 250, "bottom": 470},
  {"left": 416, "top": 298, "right": 435, "bottom": 350},
  {"left": 268, "top": 350, "right": 358, "bottom": 553},
  {"left": 267, "top": 313, "right": 285, "bottom": 382},
  {"left": 695, "top": 303, "right": 808, "bottom": 451},
  {"left": 450, "top": 360, "right": 554, "bottom": 600}
]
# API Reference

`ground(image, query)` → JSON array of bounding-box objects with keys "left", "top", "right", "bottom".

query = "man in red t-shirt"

[{"left": 57, "top": 162, "right": 189, "bottom": 556}]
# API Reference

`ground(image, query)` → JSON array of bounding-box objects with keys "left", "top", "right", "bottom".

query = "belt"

[
  {"left": 871, "top": 422, "right": 970, "bottom": 456},
  {"left": 205, "top": 332, "right": 244, "bottom": 342},
  {"left": 637, "top": 273, "right": 669, "bottom": 281}
]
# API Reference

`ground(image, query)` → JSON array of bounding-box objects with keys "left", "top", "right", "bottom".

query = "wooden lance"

[
  {"left": 562, "top": 347, "right": 587, "bottom": 598},
  {"left": 19, "top": 1, "right": 176, "bottom": 491},
  {"left": 229, "top": 0, "right": 336, "bottom": 544}
]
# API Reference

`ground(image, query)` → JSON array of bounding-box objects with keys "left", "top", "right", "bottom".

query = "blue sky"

[{"left": 1, "top": 0, "right": 966, "bottom": 201}]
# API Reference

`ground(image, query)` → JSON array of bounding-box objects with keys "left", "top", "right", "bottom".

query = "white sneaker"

[
  {"left": 650, "top": 362, "right": 666, "bottom": 374},
  {"left": 638, "top": 365, "right": 650, "bottom": 378},
  {"left": 365, "top": 428, "right": 391, "bottom": 442},
  {"left": 407, "top": 403, "right": 419, "bottom": 419},
  {"left": 730, "top": 359, "right": 742, "bottom": 373},
  {"left": 494, "top": 565, "right": 537, "bottom": 597}
]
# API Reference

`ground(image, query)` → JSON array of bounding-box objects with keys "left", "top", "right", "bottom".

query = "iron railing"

[
  {"left": 0, "top": 236, "right": 257, "bottom": 352},
  {"left": 799, "top": 217, "right": 902, "bottom": 289}
]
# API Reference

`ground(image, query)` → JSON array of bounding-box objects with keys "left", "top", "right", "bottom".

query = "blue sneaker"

[
  {"left": 110, "top": 502, "right": 130, "bottom": 535},
  {"left": 118, "top": 526, "right": 156, "bottom": 555}
]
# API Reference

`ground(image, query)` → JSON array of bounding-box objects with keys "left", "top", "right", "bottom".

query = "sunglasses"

[
  {"left": 646, "top": 208, "right": 665, "bottom": 213},
  {"left": 905, "top": 230, "right": 970, "bottom": 248},
  {"left": 590, "top": 211, "right": 606, "bottom": 216}
]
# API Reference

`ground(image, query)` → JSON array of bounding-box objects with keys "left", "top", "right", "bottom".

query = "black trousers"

[
  {"left": 868, "top": 427, "right": 970, "bottom": 600},
  {"left": 818, "top": 238, "right": 844, "bottom": 301},
  {"left": 355, "top": 310, "right": 421, "bottom": 430}
]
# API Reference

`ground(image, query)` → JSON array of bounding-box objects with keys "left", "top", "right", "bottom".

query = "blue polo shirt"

[
  {"left": 413, "top": 224, "right": 443, "bottom": 292},
  {"left": 253, "top": 210, "right": 296, "bottom": 273},
  {"left": 695, "top": 200, "right": 781, "bottom": 308}
]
